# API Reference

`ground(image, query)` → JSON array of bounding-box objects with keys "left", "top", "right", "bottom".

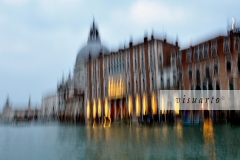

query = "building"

[
  {"left": 56, "top": 20, "right": 179, "bottom": 124},
  {"left": 1, "top": 96, "right": 42, "bottom": 122},
  {"left": 56, "top": 19, "right": 240, "bottom": 124},
  {"left": 178, "top": 23, "right": 240, "bottom": 121}
]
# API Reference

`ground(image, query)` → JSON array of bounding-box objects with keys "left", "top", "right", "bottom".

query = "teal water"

[{"left": 1, "top": 121, "right": 240, "bottom": 160}]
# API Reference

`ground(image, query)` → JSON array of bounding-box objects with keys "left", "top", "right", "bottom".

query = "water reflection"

[{"left": 203, "top": 119, "right": 216, "bottom": 160}]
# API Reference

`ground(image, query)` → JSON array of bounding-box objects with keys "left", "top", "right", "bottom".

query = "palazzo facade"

[{"left": 56, "top": 20, "right": 240, "bottom": 124}]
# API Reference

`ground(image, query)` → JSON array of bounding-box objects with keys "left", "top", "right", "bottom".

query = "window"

[
  {"left": 203, "top": 82, "right": 207, "bottom": 90},
  {"left": 97, "top": 62, "right": 99, "bottom": 79},
  {"left": 141, "top": 47, "right": 144, "bottom": 69},
  {"left": 161, "top": 71, "right": 164, "bottom": 89},
  {"left": 108, "top": 60, "right": 110, "bottom": 74},
  {"left": 186, "top": 49, "right": 191, "bottom": 63},
  {"left": 173, "top": 71, "right": 177, "bottom": 86},
  {"left": 199, "top": 44, "right": 203, "bottom": 60},
  {"left": 235, "top": 36, "right": 239, "bottom": 52},
  {"left": 224, "top": 37, "right": 230, "bottom": 53},
  {"left": 188, "top": 64, "right": 192, "bottom": 79},
  {"left": 136, "top": 80, "right": 138, "bottom": 92},
  {"left": 171, "top": 52, "right": 175, "bottom": 67},
  {"left": 213, "top": 58, "right": 218, "bottom": 75},
  {"left": 211, "top": 40, "right": 217, "bottom": 57},
  {"left": 177, "top": 52, "right": 181, "bottom": 66},
  {"left": 159, "top": 55, "right": 162, "bottom": 67},
  {"left": 127, "top": 51, "right": 130, "bottom": 71},
  {"left": 151, "top": 76, "right": 154, "bottom": 89},
  {"left": 167, "top": 78, "right": 170, "bottom": 89},
  {"left": 238, "top": 56, "right": 240, "bottom": 72},
  {"left": 229, "top": 79, "right": 234, "bottom": 97},
  {"left": 194, "top": 46, "right": 199, "bottom": 61},
  {"left": 204, "top": 43, "right": 209, "bottom": 58},
  {"left": 92, "top": 64, "right": 95, "bottom": 81},
  {"left": 128, "top": 81, "right": 131, "bottom": 93},
  {"left": 116, "top": 56, "right": 119, "bottom": 73},
  {"left": 114, "top": 57, "right": 116, "bottom": 74},
  {"left": 143, "top": 78, "right": 145, "bottom": 91},
  {"left": 178, "top": 70, "right": 182, "bottom": 81},
  {"left": 205, "top": 65, "right": 210, "bottom": 79},
  {"left": 226, "top": 54, "right": 231, "bottom": 72},
  {"left": 105, "top": 81, "right": 107, "bottom": 96},
  {"left": 205, "top": 60, "right": 210, "bottom": 79},
  {"left": 122, "top": 56, "right": 124, "bottom": 71},
  {"left": 134, "top": 50, "right": 138, "bottom": 71},
  {"left": 196, "top": 67, "right": 200, "bottom": 85},
  {"left": 150, "top": 43, "right": 153, "bottom": 68},
  {"left": 98, "top": 87, "right": 100, "bottom": 97}
]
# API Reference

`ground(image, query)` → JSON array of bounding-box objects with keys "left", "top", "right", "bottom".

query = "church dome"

[{"left": 75, "top": 21, "right": 110, "bottom": 65}]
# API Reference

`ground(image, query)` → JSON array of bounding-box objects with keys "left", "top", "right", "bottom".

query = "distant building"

[
  {"left": 42, "top": 93, "right": 58, "bottom": 120},
  {"left": 1, "top": 97, "right": 42, "bottom": 122}
]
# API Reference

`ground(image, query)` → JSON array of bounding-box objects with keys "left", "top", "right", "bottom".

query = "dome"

[{"left": 75, "top": 21, "right": 110, "bottom": 65}]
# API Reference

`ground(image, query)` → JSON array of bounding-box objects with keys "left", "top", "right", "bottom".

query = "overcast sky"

[{"left": 0, "top": 0, "right": 240, "bottom": 110}]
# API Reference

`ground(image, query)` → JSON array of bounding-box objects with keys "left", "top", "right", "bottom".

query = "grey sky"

[{"left": 0, "top": 0, "right": 239, "bottom": 110}]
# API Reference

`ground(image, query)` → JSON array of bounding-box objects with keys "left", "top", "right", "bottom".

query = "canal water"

[{"left": 1, "top": 120, "right": 240, "bottom": 160}]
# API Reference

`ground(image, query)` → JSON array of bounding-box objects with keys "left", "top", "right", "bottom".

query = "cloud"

[{"left": 129, "top": 1, "right": 191, "bottom": 25}]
